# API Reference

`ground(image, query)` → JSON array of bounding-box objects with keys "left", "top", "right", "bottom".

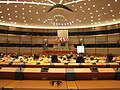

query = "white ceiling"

[{"left": 0, "top": 0, "right": 120, "bottom": 29}]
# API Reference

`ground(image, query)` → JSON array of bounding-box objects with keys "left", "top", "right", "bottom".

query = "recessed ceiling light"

[
  {"left": 24, "top": 20, "right": 26, "bottom": 22},
  {"left": 22, "top": 8, "right": 25, "bottom": 10},
  {"left": 113, "top": 19, "right": 116, "bottom": 21},
  {"left": 80, "top": 6, "right": 82, "bottom": 8},
  {"left": 112, "top": 15, "right": 115, "bottom": 17},
  {"left": 75, "top": 9, "right": 77, "bottom": 11},
  {"left": 43, "top": 10, "right": 45, "bottom": 12},
  {"left": 96, "top": 10, "right": 98, "bottom": 12},
  {"left": 115, "top": 0, "right": 117, "bottom": 2},
  {"left": 88, "top": 8, "right": 90, "bottom": 10},
  {"left": 72, "top": 5, "right": 74, "bottom": 7},
  {"left": 0, "top": 11, "right": 2, "bottom": 13},
  {"left": 7, "top": 8, "right": 9, "bottom": 10},
  {"left": 110, "top": 10, "right": 113, "bottom": 12},
  {"left": 91, "top": 16, "right": 93, "bottom": 18},
  {"left": 38, "top": 19, "right": 40, "bottom": 21},
  {"left": 9, "top": 18, "right": 11, "bottom": 20},
  {"left": 8, "top": 13, "right": 10, "bottom": 15},
  {"left": 15, "top": 5, "right": 17, "bottom": 7},
  {"left": 104, "top": 13, "right": 106, "bottom": 14},
  {"left": 90, "top": 12, "right": 92, "bottom": 14},
  {"left": 93, "top": 5, "right": 95, "bottom": 7},
  {"left": 15, "top": 11, "right": 17, "bottom": 13},
  {"left": 23, "top": 17, "right": 25, "bottom": 19},
  {"left": 76, "top": 19, "right": 79, "bottom": 21},
  {"left": 102, "top": 7, "right": 104, "bottom": 9},
  {"left": 36, "top": 12, "right": 39, "bottom": 14},
  {"left": 1, "top": 16, "right": 3, "bottom": 18},
  {"left": 98, "top": 15, "right": 100, "bottom": 17},
  {"left": 108, "top": 4, "right": 110, "bottom": 6},
  {"left": 29, "top": 10, "right": 31, "bottom": 12},
  {"left": 84, "top": 3, "right": 86, "bottom": 5},
  {"left": 91, "top": 20, "right": 93, "bottom": 22}
]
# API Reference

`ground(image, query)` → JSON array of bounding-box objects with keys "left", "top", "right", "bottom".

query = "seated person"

[
  {"left": 76, "top": 53, "right": 85, "bottom": 63},
  {"left": 106, "top": 53, "right": 114, "bottom": 62},
  {"left": 33, "top": 54, "right": 39, "bottom": 60},
  {"left": 66, "top": 52, "right": 73, "bottom": 60},
  {"left": 51, "top": 54, "right": 60, "bottom": 63}
]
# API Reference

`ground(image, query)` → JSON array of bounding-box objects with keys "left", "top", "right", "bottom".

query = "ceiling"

[{"left": 0, "top": 0, "right": 120, "bottom": 29}]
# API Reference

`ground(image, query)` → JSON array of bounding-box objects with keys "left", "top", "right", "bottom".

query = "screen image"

[{"left": 77, "top": 46, "right": 84, "bottom": 53}]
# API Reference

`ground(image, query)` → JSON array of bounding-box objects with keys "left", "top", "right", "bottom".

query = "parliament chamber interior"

[{"left": 0, "top": 0, "right": 120, "bottom": 90}]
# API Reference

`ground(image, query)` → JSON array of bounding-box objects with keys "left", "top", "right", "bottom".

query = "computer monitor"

[{"left": 77, "top": 46, "right": 84, "bottom": 53}]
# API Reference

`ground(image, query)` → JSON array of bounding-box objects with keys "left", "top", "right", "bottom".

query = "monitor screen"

[{"left": 77, "top": 46, "right": 84, "bottom": 53}]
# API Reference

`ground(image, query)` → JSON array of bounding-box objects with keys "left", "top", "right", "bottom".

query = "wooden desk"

[
  {"left": 74, "top": 68, "right": 93, "bottom": 80},
  {"left": 48, "top": 68, "right": 66, "bottom": 80},
  {"left": 42, "top": 50, "right": 77, "bottom": 55},
  {"left": 97, "top": 68, "right": 116, "bottom": 79},
  {"left": 67, "top": 81, "right": 78, "bottom": 90},
  {"left": 0, "top": 80, "right": 12, "bottom": 90},
  {"left": 0, "top": 67, "right": 17, "bottom": 79},
  {"left": 23, "top": 68, "right": 41, "bottom": 80},
  {"left": 9, "top": 80, "right": 58, "bottom": 90},
  {"left": 75, "top": 80, "right": 120, "bottom": 90}
]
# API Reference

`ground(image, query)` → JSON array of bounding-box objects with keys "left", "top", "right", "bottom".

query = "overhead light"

[
  {"left": 59, "top": 0, "right": 64, "bottom": 4},
  {"left": 47, "top": 0, "right": 56, "bottom": 5},
  {"left": 0, "top": 1, "right": 54, "bottom": 6},
  {"left": 63, "top": 0, "right": 85, "bottom": 5}
]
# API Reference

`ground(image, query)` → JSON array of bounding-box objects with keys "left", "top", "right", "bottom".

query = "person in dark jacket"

[
  {"left": 76, "top": 53, "right": 85, "bottom": 63},
  {"left": 106, "top": 53, "right": 113, "bottom": 62},
  {"left": 51, "top": 54, "right": 60, "bottom": 63}
]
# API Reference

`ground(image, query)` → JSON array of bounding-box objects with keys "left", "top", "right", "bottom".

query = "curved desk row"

[
  {"left": 0, "top": 61, "right": 120, "bottom": 68},
  {"left": 0, "top": 67, "right": 120, "bottom": 80},
  {"left": 1, "top": 80, "right": 120, "bottom": 90}
]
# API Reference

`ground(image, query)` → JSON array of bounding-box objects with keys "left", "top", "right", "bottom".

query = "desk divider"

[
  {"left": 49, "top": 63, "right": 55, "bottom": 68},
  {"left": 66, "top": 68, "right": 75, "bottom": 81},
  {"left": 14, "top": 67, "right": 24, "bottom": 80},
  {"left": 114, "top": 68, "right": 120, "bottom": 80},
  {"left": 106, "top": 63, "right": 111, "bottom": 68},
  {"left": 78, "top": 63, "right": 84, "bottom": 68}
]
